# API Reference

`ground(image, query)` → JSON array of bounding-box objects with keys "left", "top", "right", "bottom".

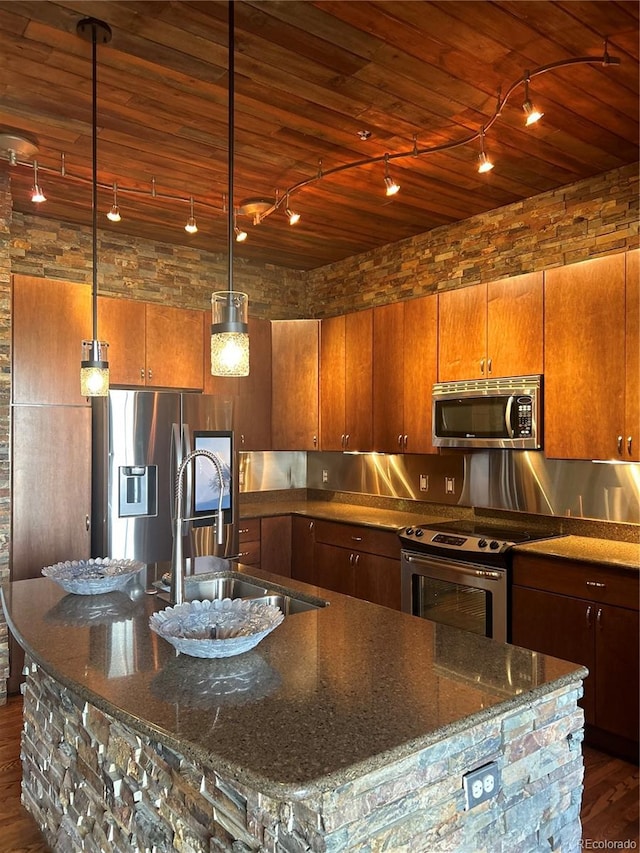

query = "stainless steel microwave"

[{"left": 432, "top": 375, "right": 542, "bottom": 449}]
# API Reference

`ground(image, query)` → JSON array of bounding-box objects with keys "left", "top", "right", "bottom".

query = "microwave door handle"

[{"left": 505, "top": 395, "right": 515, "bottom": 438}]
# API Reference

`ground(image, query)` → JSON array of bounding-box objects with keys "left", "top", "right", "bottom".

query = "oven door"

[{"left": 401, "top": 551, "right": 507, "bottom": 643}]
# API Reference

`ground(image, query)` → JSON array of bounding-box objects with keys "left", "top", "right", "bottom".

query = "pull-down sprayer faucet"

[{"left": 170, "top": 449, "right": 226, "bottom": 606}]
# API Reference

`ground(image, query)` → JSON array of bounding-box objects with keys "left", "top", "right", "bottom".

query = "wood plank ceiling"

[{"left": 0, "top": 1, "right": 637, "bottom": 270}]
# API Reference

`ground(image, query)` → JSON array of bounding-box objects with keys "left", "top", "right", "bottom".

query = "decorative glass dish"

[
  {"left": 149, "top": 597, "right": 284, "bottom": 659},
  {"left": 42, "top": 558, "right": 146, "bottom": 595}
]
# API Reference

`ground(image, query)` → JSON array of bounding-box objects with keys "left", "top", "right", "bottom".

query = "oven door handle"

[{"left": 404, "top": 554, "right": 503, "bottom": 581}]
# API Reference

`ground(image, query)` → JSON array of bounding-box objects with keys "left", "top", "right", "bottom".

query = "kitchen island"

[{"left": 2, "top": 560, "right": 587, "bottom": 852}]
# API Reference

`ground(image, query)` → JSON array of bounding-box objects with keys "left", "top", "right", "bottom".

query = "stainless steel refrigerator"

[{"left": 92, "top": 390, "right": 239, "bottom": 564}]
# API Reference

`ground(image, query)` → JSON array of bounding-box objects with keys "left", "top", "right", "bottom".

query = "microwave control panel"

[{"left": 515, "top": 395, "right": 533, "bottom": 437}]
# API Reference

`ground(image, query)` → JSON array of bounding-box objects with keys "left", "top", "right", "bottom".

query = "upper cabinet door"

[
  {"left": 320, "top": 315, "right": 346, "bottom": 451},
  {"left": 344, "top": 309, "right": 373, "bottom": 451},
  {"left": 234, "top": 317, "right": 272, "bottom": 451},
  {"left": 625, "top": 249, "right": 639, "bottom": 461},
  {"left": 544, "top": 254, "right": 626, "bottom": 460},
  {"left": 373, "top": 302, "right": 404, "bottom": 451},
  {"left": 98, "top": 296, "right": 147, "bottom": 387},
  {"left": 12, "top": 275, "right": 92, "bottom": 405},
  {"left": 145, "top": 303, "right": 204, "bottom": 390},
  {"left": 487, "top": 272, "right": 543, "bottom": 378},
  {"left": 271, "top": 319, "right": 319, "bottom": 450},
  {"left": 438, "top": 283, "right": 487, "bottom": 381},
  {"left": 403, "top": 294, "right": 438, "bottom": 454}
]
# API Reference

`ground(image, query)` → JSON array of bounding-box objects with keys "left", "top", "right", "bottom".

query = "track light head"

[
  {"left": 285, "top": 207, "right": 300, "bottom": 225},
  {"left": 523, "top": 75, "right": 544, "bottom": 126},
  {"left": 383, "top": 155, "right": 400, "bottom": 196},
  {"left": 30, "top": 160, "right": 46, "bottom": 203},
  {"left": 184, "top": 196, "right": 198, "bottom": 233},
  {"left": 477, "top": 151, "right": 494, "bottom": 174},
  {"left": 107, "top": 181, "right": 121, "bottom": 221},
  {"left": 234, "top": 225, "right": 247, "bottom": 242}
]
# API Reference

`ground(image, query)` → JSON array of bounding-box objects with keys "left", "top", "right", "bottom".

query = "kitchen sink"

[{"left": 156, "top": 572, "right": 328, "bottom": 614}]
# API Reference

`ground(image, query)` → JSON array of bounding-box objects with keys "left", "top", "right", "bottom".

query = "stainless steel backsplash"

[{"left": 240, "top": 450, "right": 640, "bottom": 525}]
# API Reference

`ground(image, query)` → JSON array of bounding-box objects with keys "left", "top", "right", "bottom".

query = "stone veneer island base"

[{"left": 5, "top": 565, "right": 587, "bottom": 853}]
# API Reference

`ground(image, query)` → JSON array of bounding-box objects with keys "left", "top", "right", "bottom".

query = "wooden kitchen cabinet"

[
  {"left": 512, "top": 552, "right": 639, "bottom": 759},
  {"left": 237, "top": 517, "right": 261, "bottom": 568},
  {"left": 320, "top": 310, "right": 373, "bottom": 451},
  {"left": 373, "top": 295, "right": 438, "bottom": 453},
  {"left": 99, "top": 297, "right": 204, "bottom": 390},
  {"left": 271, "top": 320, "right": 319, "bottom": 450},
  {"left": 261, "top": 516, "right": 292, "bottom": 578},
  {"left": 544, "top": 253, "right": 633, "bottom": 460},
  {"left": 438, "top": 273, "right": 543, "bottom": 381},
  {"left": 291, "top": 516, "right": 316, "bottom": 585},
  {"left": 624, "top": 249, "right": 639, "bottom": 461},
  {"left": 12, "top": 275, "right": 92, "bottom": 405},
  {"left": 313, "top": 519, "right": 401, "bottom": 609}
]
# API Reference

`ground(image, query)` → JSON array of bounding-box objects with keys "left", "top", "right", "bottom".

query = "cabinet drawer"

[
  {"left": 237, "top": 539, "right": 261, "bottom": 567},
  {"left": 313, "top": 519, "right": 399, "bottom": 559},
  {"left": 512, "top": 553, "right": 639, "bottom": 610},
  {"left": 238, "top": 518, "right": 261, "bottom": 542}
]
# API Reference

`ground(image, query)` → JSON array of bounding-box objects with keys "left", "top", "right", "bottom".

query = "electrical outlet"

[
  {"left": 445, "top": 476, "right": 456, "bottom": 494},
  {"left": 463, "top": 762, "right": 499, "bottom": 810},
  {"left": 322, "top": 469, "right": 329, "bottom": 483},
  {"left": 419, "top": 474, "right": 429, "bottom": 492}
]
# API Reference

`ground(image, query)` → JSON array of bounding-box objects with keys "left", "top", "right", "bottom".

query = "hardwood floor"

[{"left": 0, "top": 694, "right": 637, "bottom": 852}]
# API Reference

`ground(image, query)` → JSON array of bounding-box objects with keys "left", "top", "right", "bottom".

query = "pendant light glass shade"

[
  {"left": 80, "top": 339, "right": 110, "bottom": 396},
  {"left": 210, "top": 291, "right": 249, "bottom": 376}
]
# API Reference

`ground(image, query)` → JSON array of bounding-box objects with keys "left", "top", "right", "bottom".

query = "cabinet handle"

[
  {"left": 354, "top": 554, "right": 360, "bottom": 566},
  {"left": 480, "top": 358, "right": 485, "bottom": 375},
  {"left": 313, "top": 435, "right": 318, "bottom": 447},
  {"left": 586, "top": 605, "right": 592, "bottom": 627},
  {"left": 341, "top": 434, "right": 345, "bottom": 448},
  {"left": 351, "top": 536, "right": 362, "bottom": 542},
  {"left": 397, "top": 434, "right": 403, "bottom": 448},
  {"left": 309, "top": 520, "right": 314, "bottom": 531},
  {"left": 585, "top": 580, "right": 606, "bottom": 589},
  {"left": 617, "top": 435, "right": 623, "bottom": 454},
  {"left": 239, "top": 527, "right": 249, "bottom": 534},
  {"left": 349, "top": 553, "right": 354, "bottom": 565},
  {"left": 487, "top": 358, "right": 492, "bottom": 374},
  {"left": 140, "top": 368, "right": 145, "bottom": 380},
  {"left": 85, "top": 514, "right": 90, "bottom": 531},
  {"left": 240, "top": 434, "right": 245, "bottom": 445},
  {"left": 596, "top": 607, "right": 603, "bottom": 629},
  {"left": 403, "top": 434, "right": 408, "bottom": 449},
  {"left": 148, "top": 369, "right": 153, "bottom": 381},
  {"left": 628, "top": 436, "right": 633, "bottom": 455},
  {"left": 345, "top": 433, "right": 350, "bottom": 447}
]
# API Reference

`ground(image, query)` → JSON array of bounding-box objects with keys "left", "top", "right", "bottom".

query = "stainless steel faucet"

[{"left": 170, "top": 448, "right": 226, "bottom": 606}]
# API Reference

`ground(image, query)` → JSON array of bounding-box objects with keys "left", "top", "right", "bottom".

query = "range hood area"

[{"left": 240, "top": 451, "right": 640, "bottom": 526}]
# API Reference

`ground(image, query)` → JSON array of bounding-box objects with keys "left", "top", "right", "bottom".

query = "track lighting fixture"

[
  {"left": 4, "top": 45, "right": 619, "bottom": 245},
  {"left": 522, "top": 74, "right": 544, "bottom": 126},
  {"left": 383, "top": 154, "right": 400, "bottom": 196},
  {"left": 30, "top": 161, "right": 46, "bottom": 203},
  {"left": 477, "top": 128, "right": 494, "bottom": 174},
  {"left": 106, "top": 181, "right": 121, "bottom": 222},
  {"left": 184, "top": 196, "right": 198, "bottom": 234},
  {"left": 210, "top": 2, "right": 249, "bottom": 378},
  {"left": 78, "top": 16, "right": 110, "bottom": 398}
]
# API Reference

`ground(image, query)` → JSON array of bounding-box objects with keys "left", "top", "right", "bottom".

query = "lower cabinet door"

[
  {"left": 291, "top": 517, "right": 316, "bottom": 585},
  {"left": 355, "top": 552, "right": 401, "bottom": 610},
  {"left": 595, "top": 604, "right": 639, "bottom": 742},
  {"left": 314, "top": 543, "right": 356, "bottom": 597}
]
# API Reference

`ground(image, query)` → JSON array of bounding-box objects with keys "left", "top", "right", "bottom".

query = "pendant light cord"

[
  {"left": 227, "top": 1, "right": 234, "bottom": 302},
  {"left": 91, "top": 21, "right": 98, "bottom": 342}
]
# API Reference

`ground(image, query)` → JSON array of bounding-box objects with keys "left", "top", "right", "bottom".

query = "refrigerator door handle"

[
  {"left": 182, "top": 423, "right": 194, "bottom": 535},
  {"left": 170, "top": 422, "right": 182, "bottom": 525}
]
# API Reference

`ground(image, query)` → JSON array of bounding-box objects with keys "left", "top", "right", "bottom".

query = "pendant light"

[
  {"left": 78, "top": 17, "right": 110, "bottom": 397},
  {"left": 211, "top": 1, "right": 250, "bottom": 377}
]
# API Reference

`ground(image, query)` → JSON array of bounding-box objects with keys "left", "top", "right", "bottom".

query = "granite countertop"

[
  {"left": 2, "top": 561, "right": 585, "bottom": 800},
  {"left": 240, "top": 497, "right": 639, "bottom": 571}
]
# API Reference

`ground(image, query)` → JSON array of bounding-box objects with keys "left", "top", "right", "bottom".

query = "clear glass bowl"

[
  {"left": 42, "top": 558, "right": 145, "bottom": 595},
  {"left": 149, "top": 597, "right": 284, "bottom": 658}
]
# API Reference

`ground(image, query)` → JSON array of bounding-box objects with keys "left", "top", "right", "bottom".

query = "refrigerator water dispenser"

[{"left": 119, "top": 466, "right": 157, "bottom": 517}]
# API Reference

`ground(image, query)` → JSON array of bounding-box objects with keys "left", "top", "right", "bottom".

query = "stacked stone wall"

[
  {"left": 22, "top": 660, "right": 585, "bottom": 852},
  {"left": 0, "top": 169, "right": 11, "bottom": 703}
]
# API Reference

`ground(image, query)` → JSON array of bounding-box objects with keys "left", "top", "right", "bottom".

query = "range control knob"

[
  {"left": 489, "top": 540, "right": 500, "bottom": 550},
  {"left": 405, "top": 527, "right": 414, "bottom": 536},
  {"left": 478, "top": 538, "right": 488, "bottom": 548},
  {"left": 415, "top": 528, "right": 424, "bottom": 537}
]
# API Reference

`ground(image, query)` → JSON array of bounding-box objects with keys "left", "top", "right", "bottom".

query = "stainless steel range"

[{"left": 399, "top": 519, "right": 557, "bottom": 643}]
